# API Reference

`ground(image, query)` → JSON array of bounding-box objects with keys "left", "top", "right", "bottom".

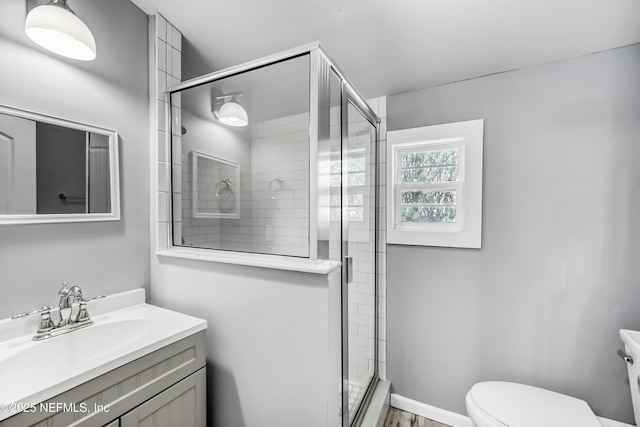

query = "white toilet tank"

[{"left": 619, "top": 329, "right": 640, "bottom": 425}]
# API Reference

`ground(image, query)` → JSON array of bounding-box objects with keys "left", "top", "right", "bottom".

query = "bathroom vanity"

[{"left": 0, "top": 289, "right": 207, "bottom": 427}]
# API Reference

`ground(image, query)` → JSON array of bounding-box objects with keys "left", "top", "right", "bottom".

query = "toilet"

[{"left": 465, "top": 329, "right": 640, "bottom": 427}]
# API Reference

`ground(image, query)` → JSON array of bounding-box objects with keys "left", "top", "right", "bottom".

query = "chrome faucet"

[
  {"left": 58, "top": 283, "right": 72, "bottom": 326},
  {"left": 58, "top": 283, "right": 86, "bottom": 326},
  {"left": 11, "top": 282, "right": 105, "bottom": 340}
]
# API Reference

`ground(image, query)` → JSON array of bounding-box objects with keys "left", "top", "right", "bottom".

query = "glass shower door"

[{"left": 342, "top": 89, "right": 377, "bottom": 426}]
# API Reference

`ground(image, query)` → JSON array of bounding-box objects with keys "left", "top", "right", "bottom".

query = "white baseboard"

[
  {"left": 390, "top": 394, "right": 474, "bottom": 427},
  {"left": 390, "top": 394, "right": 634, "bottom": 427}
]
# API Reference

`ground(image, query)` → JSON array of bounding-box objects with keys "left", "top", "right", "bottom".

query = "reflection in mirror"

[
  {"left": 0, "top": 105, "right": 119, "bottom": 224},
  {"left": 192, "top": 150, "right": 240, "bottom": 219}
]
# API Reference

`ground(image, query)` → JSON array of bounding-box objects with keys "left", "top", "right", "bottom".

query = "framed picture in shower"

[{"left": 191, "top": 150, "right": 240, "bottom": 219}]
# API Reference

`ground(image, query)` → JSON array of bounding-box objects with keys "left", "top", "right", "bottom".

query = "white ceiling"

[{"left": 130, "top": 0, "right": 640, "bottom": 99}]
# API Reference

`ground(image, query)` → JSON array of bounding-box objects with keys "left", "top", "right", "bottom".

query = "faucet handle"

[
  {"left": 82, "top": 295, "right": 106, "bottom": 302},
  {"left": 11, "top": 305, "right": 53, "bottom": 320},
  {"left": 74, "top": 295, "right": 105, "bottom": 323},
  {"left": 36, "top": 306, "right": 54, "bottom": 333},
  {"left": 75, "top": 299, "right": 90, "bottom": 323}
]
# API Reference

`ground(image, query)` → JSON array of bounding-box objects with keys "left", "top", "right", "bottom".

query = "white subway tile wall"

[
  {"left": 178, "top": 112, "right": 310, "bottom": 257},
  {"left": 154, "top": 14, "right": 181, "bottom": 250},
  {"left": 367, "top": 96, "right": 387, "bottom": 381}
]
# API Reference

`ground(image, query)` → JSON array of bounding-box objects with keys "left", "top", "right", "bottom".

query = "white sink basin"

[
  {"left": 0, "top": 290, "right": 206, "bottom": 421},
  {"left": 0, "top": 319, "right": 152, "bottom": 369}
]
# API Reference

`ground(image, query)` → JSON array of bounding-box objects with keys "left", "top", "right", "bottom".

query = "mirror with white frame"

[{"left": 0, "top": 105, "right": 119, "bottom": 225}]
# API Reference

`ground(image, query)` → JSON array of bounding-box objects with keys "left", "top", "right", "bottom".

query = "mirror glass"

[{"left": 0, "top": 105, "right": 119, "bottom": 224}]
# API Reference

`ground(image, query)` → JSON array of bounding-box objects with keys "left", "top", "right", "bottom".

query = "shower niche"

[{"left": 167, "top": 43, "right": 380, "bottom": 426}]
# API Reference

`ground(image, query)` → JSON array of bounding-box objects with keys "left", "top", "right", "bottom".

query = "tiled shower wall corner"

[
  {"left": 153, "top": 14, "right": 181, "bottom": 250},
  {"left": 367, "top": 96, "right": 388, "bottom": 381}
]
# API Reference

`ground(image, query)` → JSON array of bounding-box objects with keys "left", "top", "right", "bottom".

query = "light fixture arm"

[
  {"left": 49, "top": 0, "right": 72, "bottom": 11},
  {"left": 214, "top": 92, "right": 244, "bottom": 102}
]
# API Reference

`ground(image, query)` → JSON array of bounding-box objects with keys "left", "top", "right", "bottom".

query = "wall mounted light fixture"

[
  {"left": 212, "top": 93, "right": 248, "bottom": 127},
  {"left": 25, "top": 0, "right": 97, "bottom": 61}
]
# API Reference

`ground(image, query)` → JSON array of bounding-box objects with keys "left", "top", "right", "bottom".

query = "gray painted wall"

[
  {"left": 386, "top": 44, "right": 640, "bottom": 424},
  {"left": 0, "top": 0, "right": 150, "bottom": 318}
]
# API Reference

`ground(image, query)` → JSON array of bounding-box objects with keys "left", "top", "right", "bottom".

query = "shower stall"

[{"left": 166, "top": 43, "right": 379, "bottom": 426}]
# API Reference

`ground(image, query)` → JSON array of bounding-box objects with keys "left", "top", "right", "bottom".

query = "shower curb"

[{"left": 360, "top": 380, "right": 391, "bottom": 427}]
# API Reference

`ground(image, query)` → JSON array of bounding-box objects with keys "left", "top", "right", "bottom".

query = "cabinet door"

[{"left": 120, "top": 369, "right": 206, "bottom": 427}]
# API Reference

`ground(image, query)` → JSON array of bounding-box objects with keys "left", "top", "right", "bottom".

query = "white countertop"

[{"left": 0, "top": 289, "right": 206, "bottom": 421}]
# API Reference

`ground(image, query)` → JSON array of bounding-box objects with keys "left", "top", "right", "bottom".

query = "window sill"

[{"left": 155, "top": 247, "right": 341, "bottom": 275}]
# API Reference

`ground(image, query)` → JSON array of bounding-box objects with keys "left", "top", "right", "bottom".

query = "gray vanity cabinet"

[
  {"left": 120, "top": 369, "right": 205, "bottom": 427},
  {"left": 1, "top": 331, "right": 206, "bottom": 427}
]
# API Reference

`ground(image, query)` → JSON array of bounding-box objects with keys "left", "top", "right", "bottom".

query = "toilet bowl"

[{"left": 465, "top": 329, "right": 640, "bottom": 427}]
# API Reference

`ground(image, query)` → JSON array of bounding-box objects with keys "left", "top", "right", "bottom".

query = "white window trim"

[
  {"left": 387, "top": 119, "right": 484, "bottom": 248},
  {"left": 393, "top": 139, "right": 465, "bottom": 233}
]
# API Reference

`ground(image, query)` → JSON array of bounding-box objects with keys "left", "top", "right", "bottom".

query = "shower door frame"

[
  {"left": 309, "top": 46, "right": 380, "bottom": 426},
  {"left": 340, "top": 83, "right": 379, "bottom": 427}
]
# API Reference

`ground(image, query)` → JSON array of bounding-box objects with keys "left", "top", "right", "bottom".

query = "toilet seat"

[
  {"left": 466, "top": 382, "right": 602, "bottom": 427},
  {"left": 466, "top": 391, "right": 507, "bottom": 427}
]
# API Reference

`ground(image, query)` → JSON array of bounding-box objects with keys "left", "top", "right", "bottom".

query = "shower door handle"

[{"left": 344, "top": 256, "right": 353, "bottom": 284}]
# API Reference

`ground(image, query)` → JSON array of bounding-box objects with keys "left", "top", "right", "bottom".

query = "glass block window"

[
  {"left": 398, "top": 147, "right": 460, "bottom": 224},
  {"left": 387, "top": 120, "right": 484, "bottom": 248}
]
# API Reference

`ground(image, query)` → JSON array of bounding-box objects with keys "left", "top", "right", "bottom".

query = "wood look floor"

[{"left": 383, "top": 408, "right": 452, "bottom": 427}]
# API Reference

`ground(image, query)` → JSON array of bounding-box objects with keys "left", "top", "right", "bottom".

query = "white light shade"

[
  {"left": 218, "top": 102, "right": 249, "bottom": 127},
  {"left": 25, "top": 3, "right": 96, "bottom": 61}
]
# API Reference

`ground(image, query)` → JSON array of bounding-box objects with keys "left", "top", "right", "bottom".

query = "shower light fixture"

[
  {"left": 213, "top": 93, "right": 248, "bottom": 127},
  {"left": 25, "top": 0, "right": 97, "bottom": 61}
]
